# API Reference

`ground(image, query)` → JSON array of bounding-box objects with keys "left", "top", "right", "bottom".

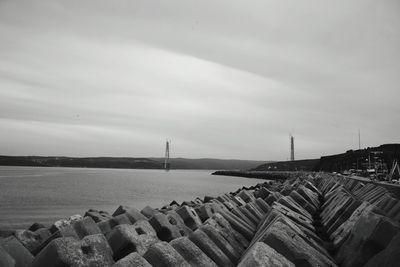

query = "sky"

[{"left": 0, "top": 0, "right": 399, "bottom": 161}]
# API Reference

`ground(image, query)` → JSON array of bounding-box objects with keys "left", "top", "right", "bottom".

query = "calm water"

[{"left": 0, "top": 166, "right": 265, "bottom": 229}]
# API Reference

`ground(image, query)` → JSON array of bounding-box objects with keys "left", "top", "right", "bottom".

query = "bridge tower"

[
  {"left": 290, "top": 135, "right": 295, "bottom": 161},
  {"left": 164, "top": 140, "right": 171, "bottom": 170}
]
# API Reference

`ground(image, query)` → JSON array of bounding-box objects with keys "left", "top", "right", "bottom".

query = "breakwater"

[
  {"left": 1, "top": 172, "right": 400, "bottom": 266},
  {"left": 212, "top": 170, "right": 304, "bottom": 180}
]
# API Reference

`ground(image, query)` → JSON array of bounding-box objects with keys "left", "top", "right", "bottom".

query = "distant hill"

[
  {"left": 151, "top": 157, "right": 268, "bottom": 170},
  {"left": 0, "top": 155, "right": 267, "bottom": 170},
  {"left": 252, "top": 159, "right": 320, "bottom": 171},
  {"left": 0, "top": 156, "right": 162, "bottom": 169},
  {"left": 314, "top": 144, "right": 400, "bottom": 172},
  {"left": 251, "top": 143, "right": 400, "bottom": 173}
]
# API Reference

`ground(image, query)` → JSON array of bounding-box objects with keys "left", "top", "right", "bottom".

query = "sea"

[{"left": 0, "top": 166, "right": 266, "bottom": 229}]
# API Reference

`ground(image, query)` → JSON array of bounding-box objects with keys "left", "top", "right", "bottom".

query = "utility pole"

[{"left": 358, "top": 129, "right": 361, "bottom": 150}]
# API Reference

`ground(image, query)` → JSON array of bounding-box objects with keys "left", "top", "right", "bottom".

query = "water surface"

[{"left": 0, "top": 166, "right": 265, "bottom": 229}]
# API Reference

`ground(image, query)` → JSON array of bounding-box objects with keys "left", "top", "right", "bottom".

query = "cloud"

[{"left": 0, "top": 0, "right": 399, "bottom": 160}]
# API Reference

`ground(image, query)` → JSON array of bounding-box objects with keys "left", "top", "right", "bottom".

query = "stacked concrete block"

[
  {"left": 107, "top": 220, "right": 158, "bottom": 260},
  {"left": 0, "top": 236, "right": 34, "bottom": 267},
  {"left": 315, "top": 174, "right": 400, "bottom": 267},
  {"left": 30, "top": 234, "right": 114, "bottom": 267},
  {"left": 84, "top": 209, "right": 113, "bottom": 223}
]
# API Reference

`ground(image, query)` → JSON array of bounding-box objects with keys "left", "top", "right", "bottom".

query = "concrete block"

[
  {"left": 255, "top": 198, "right": 271, "bottom": 214},
  {"left": 0, "top": 236, "right": 33, "bottom": 267},
  {"left": 238, "top": 206, "right": 260, "bottom": 225},
  {"left": 326, "top": 198, "right": 362, "bottom": 235},
  {"left": 31, "top": 234, "right": 114, "bottom": 267},
  {"left": 199, "top": 225, "right": 240, "bottom": 264},
  {"left": 237, "top": 190, "right": 255, "bottom": 203},
  {"left": 113, "top": 205, "right": 148, "bottom": 223},
  {"left": 238, "top": 242, "right": 294, "bottom": 267},
  {"left": 14, "top": 228, "right": 51, "bottom": 254},
  {"left": 232, "top": 196, "right": 247, "bottom": 206},
  {"left": 72, "top": 216, "right": 102, "bottom": 239},
  {"left": 261, "top": 221, "right": 337, "bottom": 267},
  {"left": 218, "top": 210, "right": 255, "bottom": 241},
  {"left": 204, "top": 195, "right": 215, "bottom": 203},
  {"left": 231, "top": 207, "right": 257, "bottom": 228},
  {"left": 149, "top": 212, "right": 191, "bottom": 242},
  {"left": 272, "top": 203, "right": 314, "bottom": 232},
  {"left": 143, "top": 241, "right": 190, "bottom": 267},
  {"left": 141, "top": 206, "right": 159, "bottom": 219},
  {"left": 189, "top": 229, "right": 235, "bottom": 267},
  {"left": 176, "top": 205, "right": 202, "bottom": 231},
  {"left": 254, "top": 187, "right": 271, "bottom": 199},
  {"left": 245, "top": 203, "right": 264, "bottom": 220},
  {"left": 277, "top": 196, "right": 312, "bottom": 220},
  {"left": 387, "top": 199, "right": 400, "bottom": 218},
  {"left": 112, "top": 252, "right": 152, "bottom": 267},
  {"left": 107, "top": 220, "right": 158, "bottom": 260},
  {"left": 170, "top": 237, "right": 217, "bottom": 267},
  {"left": 222, "top": 201, "right": 237, "bottom": 211},
  {"left": 297, "top": 186, "right": 319, "bottom": 208},
  {"left": 58, "top": 224, "right": 80, "bottom": 239},
  {"left": 331, "top": 202, "right": 377, "bottom": 247},
  {"left": 166, "top": 210, "right": 192, "bottom": 236},
  {"left": 50, "top": 214, "right": 83, "bottom": 234},
  {"left": 304, "top": 181, "right": 321, "bottom": 195},
  {"left": 251, "top": 211, "right": 328, "bottom": 259},
  {"left": 195, "top": 203, "right": 224, "bottom": 222},
  {"left": 84, "top": 209, "right": 113, "bottom": 223},
  {"left": 0, "top": 229, "right": 15, "bottom": 238},
  {"left": 335, "top": 210, "right": 400, "bottom": 267},
  {"left": 279, "top": 185, "right": 292, "bottom": 196},
  {"left": 363, "top": 232, "right": 400, "bottom": 267},
  {"left": 206, "top": 213, "right": 249, "bottom": 250},
  {"left": 265, "top": 192, "right": 282, "bottom": 205},
  {"left": 321, "top": 195, "right": 353, "bottom": 228},
  {"left": 28, "top": 222, "right": 46, "bottom": 232},
  {"left": 381, "top": 197, "right": 399, "bottom": 214},
  {"left": 289, "top": 191, "right": 316, "bottom": 215},
  {"left": 97, "top": 214, "right": 132, "bottom": 236},
  {"left": 0, "top": 245, "right": 15, "bottom": 267}
]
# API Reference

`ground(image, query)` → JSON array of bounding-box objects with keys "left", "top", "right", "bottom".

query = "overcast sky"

[{"left": 0, "top": 0, "right": 399, "bottom": 161}]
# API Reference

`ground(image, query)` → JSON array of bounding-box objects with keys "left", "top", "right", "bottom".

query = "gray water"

[{"left": 0, "top": 166, "right": 266, "bottom": 229}]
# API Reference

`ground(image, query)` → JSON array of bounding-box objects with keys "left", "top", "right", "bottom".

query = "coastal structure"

[{"left": 1, "top": 172, "right": 399, "bottom": 266}]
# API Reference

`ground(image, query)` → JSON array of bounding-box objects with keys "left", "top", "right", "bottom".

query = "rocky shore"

[{"left": 1, "top": 172, "right": 400, "bottom": 266}]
